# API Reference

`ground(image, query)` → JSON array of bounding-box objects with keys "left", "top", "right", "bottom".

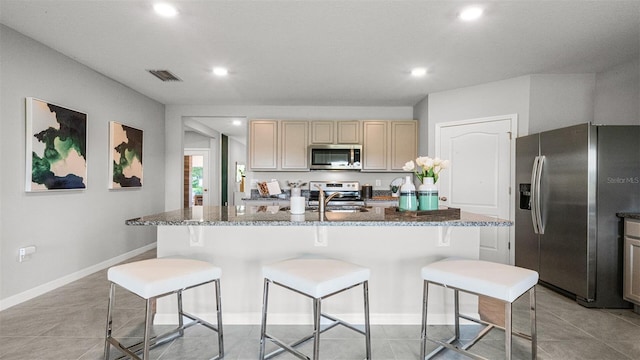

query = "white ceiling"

[{"left": 1, "top": 0, "right": 638, "bottom": 110}]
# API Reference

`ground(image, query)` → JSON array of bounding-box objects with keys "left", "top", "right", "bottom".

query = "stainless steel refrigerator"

[{"left": 515, "top": 123, "right": 640, "bottom": 308}]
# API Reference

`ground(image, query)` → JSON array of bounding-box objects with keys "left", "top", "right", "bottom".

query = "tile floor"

[{"left": 2, "top": 249, "right": 640, "bottom": 359}]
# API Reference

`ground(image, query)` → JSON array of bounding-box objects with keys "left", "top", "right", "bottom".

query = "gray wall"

[
  {"left": 426, "top": 75, "right": 531, "bottom": 155},
  {"left": 529, "top": 74, "right": 595, "bottom": 133},
  {"left": 413, "top": 95, "right": 429, "bottom": 157},
  {"left": 593, "top": 59, "right": 640, "bottom": 125},
  {"left": 426, "top": 59, "right": 639, "bottom": 153},
  {"left": 0, "top": 25, "right": 166, "bottom": 307}
]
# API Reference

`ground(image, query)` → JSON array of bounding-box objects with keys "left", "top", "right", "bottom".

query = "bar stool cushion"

[
  {"left": 108, "top": 258, "right": 222, "bottom": 299},
  {"left": 263, "top": 258, "right": 370, "bottom": 298},
  {"left": 421, "top": 258, "right": 538, "bottom": 302}
]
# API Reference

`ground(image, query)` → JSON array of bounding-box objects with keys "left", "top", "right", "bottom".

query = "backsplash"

[{"left": 245, "top": 171, "right": 408, "bottom": 192}]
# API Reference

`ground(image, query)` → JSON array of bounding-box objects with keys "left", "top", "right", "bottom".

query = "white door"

[
  {"left": 184, "top": 149, "right": 210, "bottom": 206},
  {"left": 436, "top": 115, "right": 516, "bottom": 264}
]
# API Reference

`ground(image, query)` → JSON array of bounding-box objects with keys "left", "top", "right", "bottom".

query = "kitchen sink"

[{"left": 279, "top": 205, "right": 369, "bottom": 213}]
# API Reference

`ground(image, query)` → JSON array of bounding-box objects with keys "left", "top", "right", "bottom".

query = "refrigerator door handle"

[
  {"left": 535, "top": 155, "right": 545, "bottom": 234},
  {"left": 530, "top": 156, "right": 540, "bottom": 234}
]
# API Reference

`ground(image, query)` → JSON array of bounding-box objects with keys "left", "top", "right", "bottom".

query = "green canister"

[{"left": 418, "top": 177, "right": 438, "bottom": 211}]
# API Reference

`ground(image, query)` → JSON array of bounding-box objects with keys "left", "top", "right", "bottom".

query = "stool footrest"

[
  {"left": 109, "top": 316, "right": 212, "bottom": 360},
  {"left": 320, "top": 312, "right": 367, "bottom": 336},
  {"left": 426, "top": 336, "right": 488, "bottom": 360},
  {"left": 263, "top": 333, "right": 313, "bottom": 360},
  {"left": 181, "top": 311, "right": 220, "bottom": 333},
  {"left": 263, "top": 313, "right": 364, "bottom": 360}
]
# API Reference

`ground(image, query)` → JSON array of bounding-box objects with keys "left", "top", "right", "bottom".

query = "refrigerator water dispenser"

[{"left": 519, "top": 184, "right": 531, "bottom": 210}]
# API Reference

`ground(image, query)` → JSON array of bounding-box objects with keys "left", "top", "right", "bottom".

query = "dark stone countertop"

[
  {"left": 618, "top": 212, "right": 640, "bottom": 220},
  {"left": 126, "top": 206, "right": 512, "bottom": 227}
]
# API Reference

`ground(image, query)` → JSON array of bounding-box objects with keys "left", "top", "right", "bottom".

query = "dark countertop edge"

[
  {"left": 618, "top": 212, "right": 640, "bottom": 220},
  {"left": 125, "top": 219, "right": 513, "bottom": 227}
]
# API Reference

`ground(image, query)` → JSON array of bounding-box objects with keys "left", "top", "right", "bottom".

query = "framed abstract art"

[
  {"left": 109, "top": 121, "right": 143, "bottom": 189},
  {"left": 25, "top": 97, "right": 87, "bottom": 192}
]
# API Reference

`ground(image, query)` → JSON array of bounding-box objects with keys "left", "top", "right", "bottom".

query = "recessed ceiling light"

[
  {"left": 459, "top": 6, "right": 483, "bottom": 21},
  {"left": 213, "top": 67, "right": 228, "bottom": 76},
  {"left": 411, "top": 68, "right": 427, "bottom": 77},
  {"left": 154, "top": 3, "right": 178, "bottom": 17},
  {"left": 232, "top": 120, "right": 242, "bottom": 126}
]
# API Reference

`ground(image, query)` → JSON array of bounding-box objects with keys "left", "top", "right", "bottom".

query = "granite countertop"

[
  {"left": 126, "top": 206, "right": 512, "bottom": 227},
  {"left": 618, "top": 212, "right": 640, "bottom": 220}
]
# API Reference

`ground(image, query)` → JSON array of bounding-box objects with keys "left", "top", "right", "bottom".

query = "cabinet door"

[
  {"left": 281, "top": 121, "right": 309, "bottom": 170},
  {"left": 337, "top": 121, "right": 360, "bottom": 144},
  {"left": 390, "top": 121, "right": 418, "bottom": 170},
  {"left": 249, "top": 120, "right": 278, "bottom": 170},
  {"left": 624, "top": 220, "right": 640, "bottom": 304},
  {"left": 310, "top": 121, "right": 335, "bottom": 144},
  {"left": 362, "top": 121, "right": 388, "bottom": 170}
]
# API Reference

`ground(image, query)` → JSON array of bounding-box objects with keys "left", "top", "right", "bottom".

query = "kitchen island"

[{"left": 127, "top": 206, "right": 511, "bottom": 325}]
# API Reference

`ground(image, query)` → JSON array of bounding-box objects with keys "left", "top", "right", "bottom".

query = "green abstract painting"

[{"left": 26, "top": 97, "right": 87, "bottom": 191}]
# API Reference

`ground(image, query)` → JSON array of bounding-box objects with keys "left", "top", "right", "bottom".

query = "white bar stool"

[
  {"left": 259, "top": 258, "right": 371, "bottom": 360},
  {"left": 104, "top": 258, "right": 224, "bottom": 360},
  {"left": 420, "top": 258, "right": 538, "bottom": 360}
]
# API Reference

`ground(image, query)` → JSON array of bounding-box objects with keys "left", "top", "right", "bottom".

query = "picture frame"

[
  {"left": 25, "top": 97, "right": 88, "bottom": 192},
  {"left": 109, "top": 121, "right": 143, "bottom": 189}
]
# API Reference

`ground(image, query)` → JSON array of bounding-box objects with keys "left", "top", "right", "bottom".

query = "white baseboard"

[{"left": 0, "top": 243, "right": 157, "bottom": 311}]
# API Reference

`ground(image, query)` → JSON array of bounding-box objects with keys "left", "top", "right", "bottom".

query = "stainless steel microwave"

[{"left": 309, "top": 144, "right": 362, "bottom": 170}]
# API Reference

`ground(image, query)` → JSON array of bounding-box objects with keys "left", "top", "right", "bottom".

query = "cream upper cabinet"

[
  {"left": 249, "top": 120, "right": 278, "bottom": 170},
  {"left": 309, "top": 120, "right": 361, "bottom": 144},
  {"left": 362, "top": 121, "right": 388, "bottom": 170},
  {"left": 337, "top": 121, "right": 360, "bottom": 144},
  {"left": 310, "top": 121, "right": 335, "bottom": 144},
  {"left": 281, "top": 121, "right": 309, "bottom": 170},
  {"left": 362, "top": 120, "right": 417, "bottom": 171},
  {"left": 249, "top": 119, "right": 309, "bottom": 171},
  {"left": 390, "top": 121, "right": 418, "bottom": 170}
]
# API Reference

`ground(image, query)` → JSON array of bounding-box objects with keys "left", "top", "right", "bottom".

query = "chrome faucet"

[{"left": 316, "top": 185, "right": 343, "bottom": 221}]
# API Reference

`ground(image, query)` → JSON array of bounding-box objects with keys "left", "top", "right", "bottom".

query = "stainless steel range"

[{"left": 308, "top": 181, "right": 364, "bottom": 206}]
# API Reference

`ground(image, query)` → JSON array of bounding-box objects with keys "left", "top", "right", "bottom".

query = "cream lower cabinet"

[
  {"left": 624, "top": 218, "right": 640, "bottom": 305},
  {"left": 249, "top": 120, "right": 309, "bottom": 171},
  {"left": 362, "top": 120, "right": 417, "bottom": 171}
]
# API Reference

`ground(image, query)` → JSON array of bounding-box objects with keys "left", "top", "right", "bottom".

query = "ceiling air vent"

[{"left": 147, "top": 69, "right": 182, "bottom": 82}]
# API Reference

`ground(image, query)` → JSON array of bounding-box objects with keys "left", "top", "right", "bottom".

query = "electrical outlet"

[
  {"left": 18, "top": 246, "right": 36, "bottom": 262},
  {"left": 375, "top": 179, "right": 381, "bottom": 186},
  {"left": 315, "top": 226, "right": 328, "bottom": 247}
]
